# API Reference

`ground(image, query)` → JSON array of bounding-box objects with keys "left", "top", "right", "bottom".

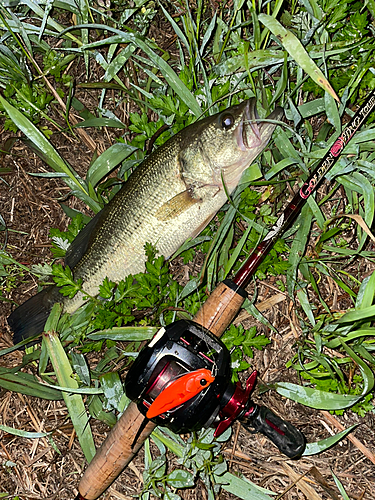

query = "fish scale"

[{"left": 8, "top": 99, "right": 282, "bottom": 342}]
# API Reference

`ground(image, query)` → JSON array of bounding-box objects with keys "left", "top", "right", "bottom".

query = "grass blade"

[
  {"left": 104, "top": 44, "right": 136, "bottom": 82},
  {"left": 325, "top": 328, "right": 375, "bottom": 349},
  {"left": 0, "top": 424, "right": 51, "bottom": 439},
  {"left": 336, "top": 304, "right": 375, "bottom": 323},
  {"left": 286, "top": 204, "right": 313, "bottom": 297},
  {"left": 303, "top": 424, "right": 358, "bottom": 456},
  {"left": 0, "top": 97, "right": 101, "bottom": 213},
  {"left": 274, "top": 382, "right": 363, "bottom": 409},
  {"left": 0, "top": 368, "right": 62, "bottom": 400},
  {"left": 88, "top": 326, "right": 158, "bottom": 341},
  {"left": 100, "top": 371, "right": 128, "bottom": 412},
  {"left": 356, "top": 270, "right": 375, "bottom": 309},
  {"left": 324, "top": 91, "right": 341, "bottom": 132},
  {"left": 86, "top": 143, "right": 138, "bottom": 188},
  {"left": 258, "top": 14, "right": 339, "bottom": 102},
  {"left": 297, "top": 288, "right": 316, "bottom": 326},
  {"left": 331, "top": 472, "right": 350, "bottom": 500},
  {"left": 339, "top": 339, "right": 374, "bottom": 394},
  {"left": 216, "top": 472, "right": 275, "bottom": 500},
  {"left": 75, "top": 117, "right": 127, "bottom": 129},
  {"left": 214, "top": 49, "right": 283, "bottom": 77},
  {"left": 43, "top": 304, "right": 96, "bottom": 462},
  {"left": 72, "top": 24, "right": 203, "bottom": 117}
]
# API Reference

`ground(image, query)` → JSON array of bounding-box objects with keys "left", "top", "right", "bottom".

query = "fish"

[
  {"left": 146, "top": 368, "right": 215, "bottom": 419},
  {"left": 8, "top": 99, "right": 282, "bottom": 343}
]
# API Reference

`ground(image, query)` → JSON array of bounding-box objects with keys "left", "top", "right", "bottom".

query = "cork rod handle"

[
  {"left": 77, "top": 402, "right": 156, "bottom": 499},
  {"left": 192, "top": 279, "right": 246, "bottom": 335}
]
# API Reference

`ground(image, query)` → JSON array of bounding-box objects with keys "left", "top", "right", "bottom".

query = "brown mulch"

[{"left": 0, "top": 60, "right": 375, "bottom": 500}]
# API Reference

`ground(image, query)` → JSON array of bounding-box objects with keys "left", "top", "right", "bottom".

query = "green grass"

[{"left": 1, "top": 0, "right": 375, "bottom": 497}]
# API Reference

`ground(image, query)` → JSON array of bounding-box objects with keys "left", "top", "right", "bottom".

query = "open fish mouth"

[{"left": 237, "top": 99, "right": 283, "bottom": 151}]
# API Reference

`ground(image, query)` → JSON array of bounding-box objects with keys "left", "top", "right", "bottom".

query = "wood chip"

[
  {"left": 279, "top": 463, "right": 323, "bottom": 500},
  {"left": 321, "top": 411, "right": 375, "bottom": 465},
  {"left": 234, "top": 293, "right": 286, "bottom": 324},
  {"left": 308, "top": 466, "right": 341, "bottom": 500}
]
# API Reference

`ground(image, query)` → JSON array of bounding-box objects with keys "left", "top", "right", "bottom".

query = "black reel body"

[
  {"left": 125, "top": 320, "right": 231, "bottom": 434},
  {"left": 125, "top": 319, "right": 305, "bottom": 458}
]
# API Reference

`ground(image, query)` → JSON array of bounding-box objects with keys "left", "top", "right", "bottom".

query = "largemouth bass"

[{"left": 9, "top": 99, "right": 282, "bottom": 343}]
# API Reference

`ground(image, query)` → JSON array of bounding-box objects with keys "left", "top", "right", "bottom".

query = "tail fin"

[{"left": 8, "top": 285, "right": 62, "bottom": 344}]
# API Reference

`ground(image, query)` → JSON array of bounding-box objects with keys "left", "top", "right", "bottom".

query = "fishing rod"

[{"left": 75, "top": 88, "right": 375, "bottom": 500}]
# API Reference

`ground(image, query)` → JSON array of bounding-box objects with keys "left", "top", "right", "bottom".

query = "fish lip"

[
  {"left": 236, "top": 100, "right": 252, "bottom": 151},
  {"left": 238, "top": 100, "right": 283, "bottom": 151}
]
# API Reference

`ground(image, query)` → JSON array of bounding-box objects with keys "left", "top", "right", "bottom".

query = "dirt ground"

[{"left": 0, "top": 59, "right": 375, "bottom": 500}]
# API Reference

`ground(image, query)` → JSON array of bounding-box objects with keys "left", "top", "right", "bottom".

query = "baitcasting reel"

[{"left": 125, "top": 319, "right": 305, "bottom": 458}]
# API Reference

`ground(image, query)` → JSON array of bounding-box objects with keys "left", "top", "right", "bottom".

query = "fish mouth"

[{"left": 237, "top": 99, "right": 283, "bottom": 151}]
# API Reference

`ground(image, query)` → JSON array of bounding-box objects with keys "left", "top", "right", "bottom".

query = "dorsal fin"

[{"left": 65, "top": 205, "right": 109, "bottom": 269}]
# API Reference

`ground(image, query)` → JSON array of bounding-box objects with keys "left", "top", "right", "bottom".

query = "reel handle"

[{"left": 242, "top": 405, "right": 305, "bottom": 459}]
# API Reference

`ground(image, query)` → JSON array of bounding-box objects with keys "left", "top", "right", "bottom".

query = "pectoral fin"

[{"left": 155, "top": 190, "right": 200, "bottom": 221}]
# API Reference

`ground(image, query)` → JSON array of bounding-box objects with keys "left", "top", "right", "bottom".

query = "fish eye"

[
  {"left": 200, "top": 379, "right": 207, "bottom": 386},
  {"left": 221, "top": 113, "right": 234, "bottom": 129}
]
